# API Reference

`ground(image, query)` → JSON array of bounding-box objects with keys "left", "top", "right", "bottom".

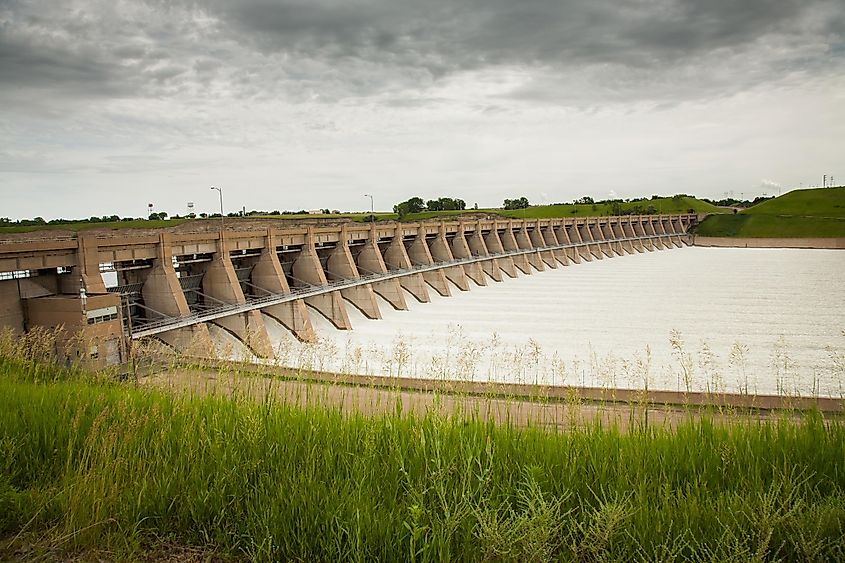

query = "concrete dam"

[{"left": 0, "top": 214, "right": 698, "bottom": 364}]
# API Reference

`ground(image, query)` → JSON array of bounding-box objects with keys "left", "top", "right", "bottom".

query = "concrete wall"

[
  {"left": 24, "top": 293, "right": 124, "bottom": 368},
  {"left": 693, "top": 236, "right": 845, "bottom": 249}
]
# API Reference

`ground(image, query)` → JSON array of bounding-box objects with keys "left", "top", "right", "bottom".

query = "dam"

[{"left": 0, "top": 214, "right": 698, "bottom": 365}]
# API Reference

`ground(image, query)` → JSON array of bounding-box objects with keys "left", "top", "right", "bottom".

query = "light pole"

[
  {"left": 210, "top": 186, "right": 224, "bottom": 231},
  {"left": 364, "top": 193, "right": 374, "bottom": 219}
]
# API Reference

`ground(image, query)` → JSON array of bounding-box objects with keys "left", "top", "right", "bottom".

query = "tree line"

[
  {"left": 393, "top": 197, "right": 468, "bottom": 218},
  {"left": 392, "top": 196, "right": 533, "bottom": 218}
]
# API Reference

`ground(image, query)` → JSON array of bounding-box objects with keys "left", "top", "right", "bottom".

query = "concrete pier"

[
  {"left": 500, "top": 223, "right": 533, "bottom": 275},
  {"left": 383, "top": 235, "right": 430, "bottom": 303},
  {"left": 450, "top": 226, "right": 487, "bottom": 287},
  {"left": 516, "top": 223, "right": 545, "bottom": 272},
  {"left": 356, "top": 228, "right": 408, "bottom": 311},
  {"left": 468, "top": 222, "right": 503, "bottom": 282},
  {"left": 200, "top": 237, "right": 273, "bottom": 357}
]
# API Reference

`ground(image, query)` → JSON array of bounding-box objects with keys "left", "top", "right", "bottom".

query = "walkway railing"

[{"left": 130, "top": 233, "right": 685, "bottom": 339}]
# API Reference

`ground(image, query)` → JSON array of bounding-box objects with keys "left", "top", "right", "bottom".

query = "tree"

[
  {"left": 426, "top": 199, "right": 443, "bottom": 211},
  {"left": 393, "top": 196, "right": 425, "bottom": 218},
  {"left": 433, "top": 197, "right": 465, "bottom": 211},
  {"left": 503, "top": 197, "right": 529, "bottom": 210},
  {"left": 610, "top": 201, "right": 622, "bottom": 215},
  {"left": 426, "top": 198, "right": 464, "bottom": 211}
]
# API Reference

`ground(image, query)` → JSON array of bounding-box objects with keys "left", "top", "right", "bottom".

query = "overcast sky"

[{"left": 1, "top": 0, "right": 843, "bottom": 220}]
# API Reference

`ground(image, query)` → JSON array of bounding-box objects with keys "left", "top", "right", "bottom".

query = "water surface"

[{"left": 222, "top": 247, "right": 844, "bottom": 397}]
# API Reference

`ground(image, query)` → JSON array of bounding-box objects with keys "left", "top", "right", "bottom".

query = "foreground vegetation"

[
  {"left": 1, "top": 353, "right": 844, "bottom": 561},
  {"left": 695, "top": 187, "right": 845, "bottom": 238}
]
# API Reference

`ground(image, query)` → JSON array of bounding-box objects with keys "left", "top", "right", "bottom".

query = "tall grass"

[{"left": 1, "top": 354, "right": 844, "bottom": 561}]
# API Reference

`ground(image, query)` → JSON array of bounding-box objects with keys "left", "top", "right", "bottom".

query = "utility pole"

[
  {"left": 210, "top": 186, "right": 224, "bottom": 231},
  {"left": 364, "top": 193, "right": 374, "bottom": 220},
  {"left": 121, "top": 293, "right": 136, "bottom": 385}
]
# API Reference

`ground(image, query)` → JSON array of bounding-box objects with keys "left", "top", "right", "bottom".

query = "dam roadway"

[{"left": 0, "top": 214, "right": 697, "bottom": 364}]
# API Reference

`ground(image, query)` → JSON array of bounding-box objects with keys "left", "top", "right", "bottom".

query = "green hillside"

[
  {"left": 694, "top": 187, "right": 845, "bottom": 238},
  {"left": 694, "top": 214, "right": 845, "bottom": 238},
  {"left": 742, "top": 187, "right": 845, "bottom": 218}
]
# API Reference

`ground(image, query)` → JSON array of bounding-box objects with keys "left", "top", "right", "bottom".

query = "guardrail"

[{"left": 130, "top": 232, "right": 686, "bottom": 339}]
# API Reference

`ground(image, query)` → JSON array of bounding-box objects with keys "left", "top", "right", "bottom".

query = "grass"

[
  {"left": 694, "top": 214, "right": 845, "bottom": 238},
  {"left": 744, "top": 187, "right": 845, "bottom": 218},
  {"left": 495, "top": 196, "right": 723, "bottom": 219},
  {"left": 0, "top": 219, "right": 190, "bottom": 234},
  {"left": 1, "top": 350, "right": 844, "bottom": 561},
  {"left": 390, "top": 196, "right": 722, "bottom": 222},
  {"left": 695, "top": 188, "right": 845, "bottom": 238}
]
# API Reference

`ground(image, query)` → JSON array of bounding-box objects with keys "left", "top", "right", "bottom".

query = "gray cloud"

[
  {"left": 1, "top": 0, "right": 841, "bottom": 110},
  {"left": 1, "top": 0, "right": 843, "bottom": 220},
  {"left": 211, "top": 0, "right": 843, "bottom": 98}
]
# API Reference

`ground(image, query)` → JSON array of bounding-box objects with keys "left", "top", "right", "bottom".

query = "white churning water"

[{"left": 219, "top": 247, "right": 845, "bottom": 397}]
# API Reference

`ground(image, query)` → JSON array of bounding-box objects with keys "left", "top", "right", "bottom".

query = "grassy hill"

[
  {"left": 695, "top": 187, "right": 845, "bottom": 238},
  {"left": 742, "top": 187, "right": 845, "bottom": 218}
]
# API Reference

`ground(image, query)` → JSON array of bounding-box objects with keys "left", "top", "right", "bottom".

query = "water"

[{"left": 217, "top": 247, "right": 845, "bottom": 397}]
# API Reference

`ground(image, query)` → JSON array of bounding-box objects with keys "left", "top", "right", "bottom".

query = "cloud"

[
  {"left": 1, "top": 0, "right": 842, "bottom": 111},
  {"left": 210, "top": 0, "right": 844, "bottom": 102},
  {"left": 0, "top": 0, "right": 843, "bottom": 219}
]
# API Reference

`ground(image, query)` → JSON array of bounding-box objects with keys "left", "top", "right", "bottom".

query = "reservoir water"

[{"left": 211, "top": 247, "right": 845, "bottom": 397}]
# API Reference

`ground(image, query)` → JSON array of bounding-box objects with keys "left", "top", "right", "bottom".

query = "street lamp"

[
  {"left": 364, "top": 193, "right": 374, "bottom": 219},
  {"left": 210, "top": 186, "right": 224, "bottom": 230}
]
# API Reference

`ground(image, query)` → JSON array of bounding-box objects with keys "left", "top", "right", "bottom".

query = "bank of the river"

[
  {"left": 694, "top": 236, "right": 845, "bottom": 249},
  {"left": 2, "top": 355, "right": 844, "bottom": 561},
  {"left": 145, "top": 360, "right": 845, "bottom": 415},
  {"left": 693, "top": 214, "right": 845, "bottom": 239}
]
